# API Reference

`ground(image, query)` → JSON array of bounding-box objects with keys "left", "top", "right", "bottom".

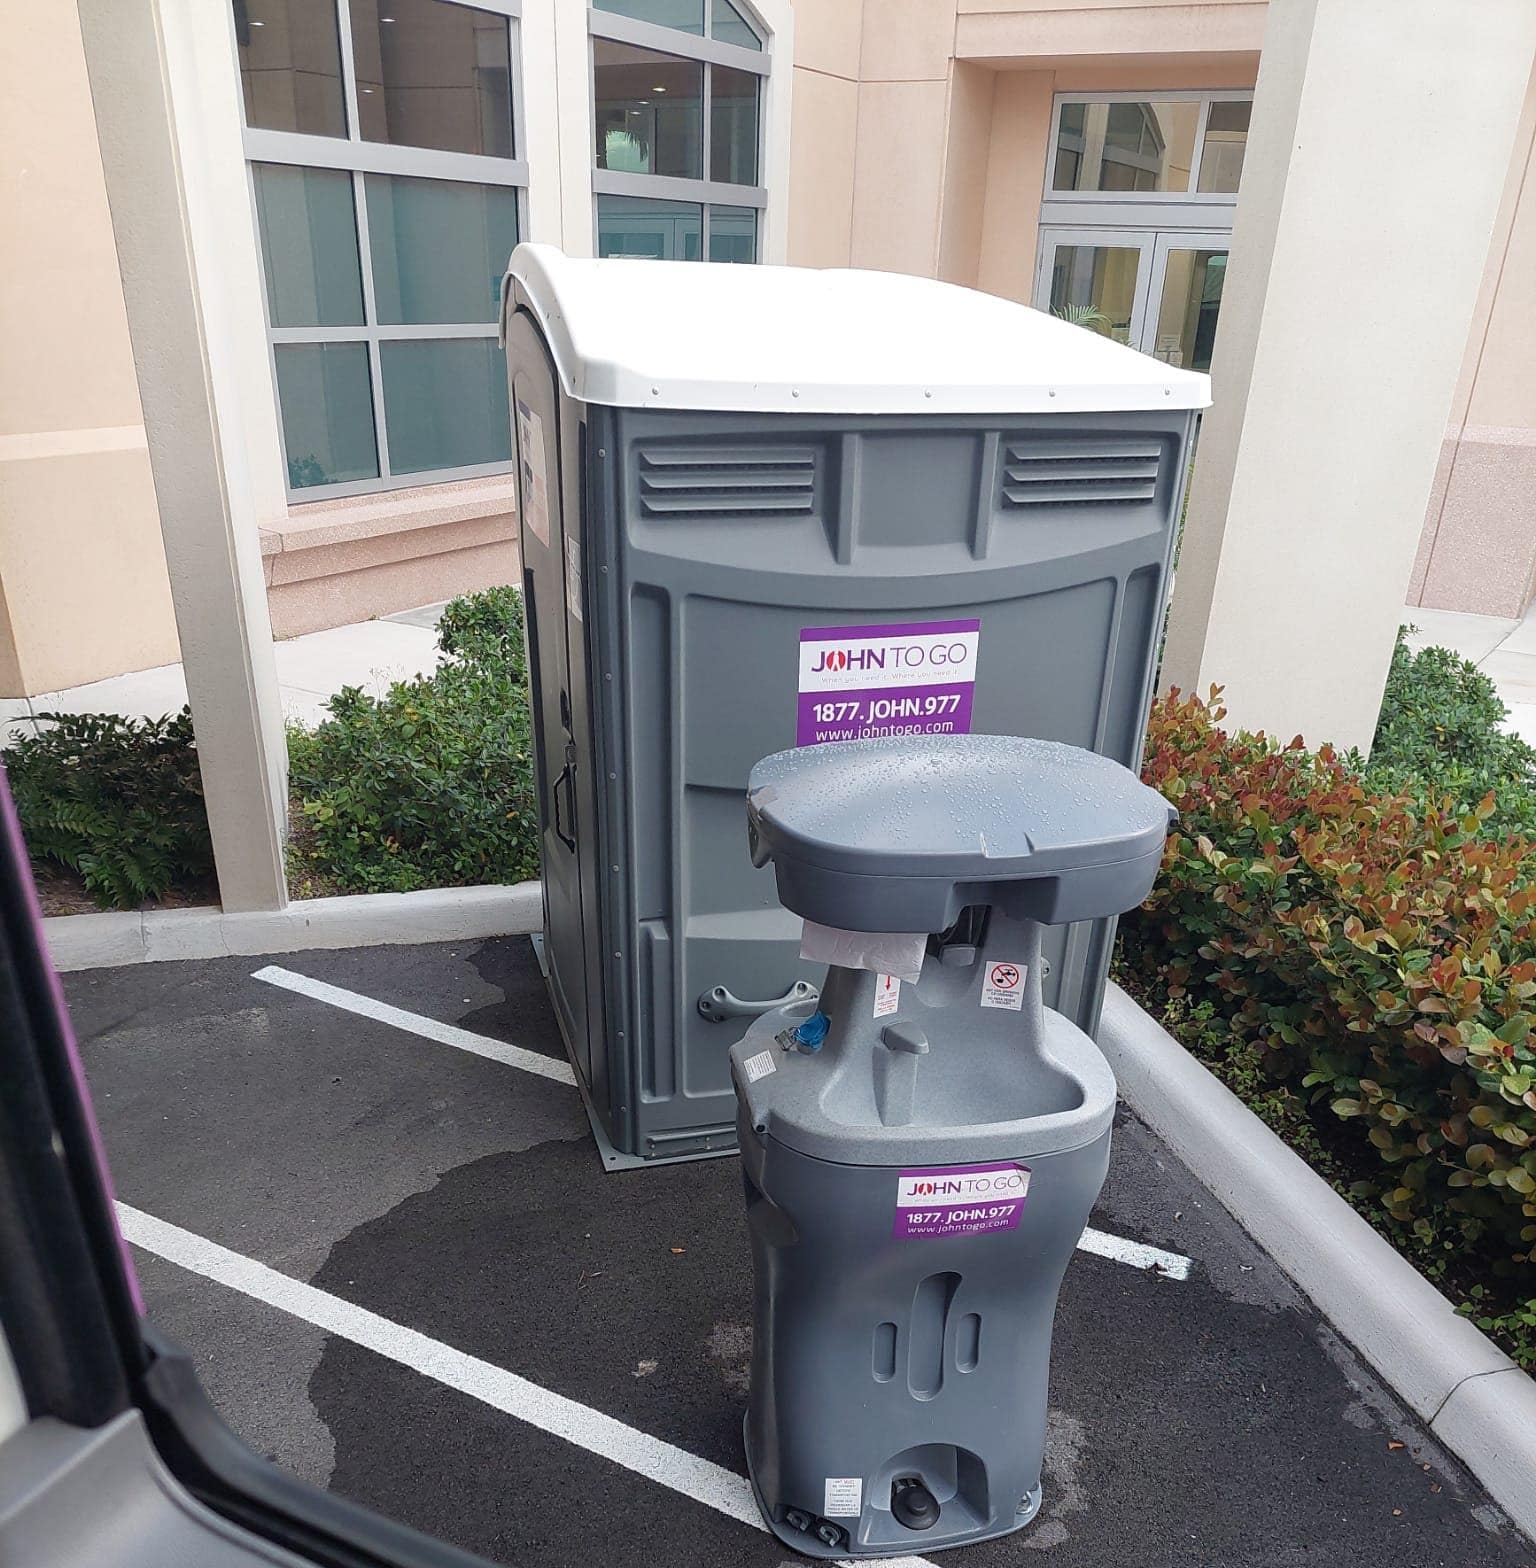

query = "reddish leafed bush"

[{"left": 1119, "top": 688, "right": 1536, "bottom": 1277}]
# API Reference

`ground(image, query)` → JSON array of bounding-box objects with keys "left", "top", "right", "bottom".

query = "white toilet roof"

[{"left": 505, "top": 243, "right": 1212, "bottom": 417}]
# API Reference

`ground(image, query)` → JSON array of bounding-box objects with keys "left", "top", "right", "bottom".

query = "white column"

[
  {"left": 1161, "top": 0, "right": 1536, "bottom": 752},
  {"left": 520, "top": 0, "right": 572, "bottom": 248},
  {"left": 756, "top": 0, "right": 795, "bottom": 266},
  {"left": 76, "top": 0, "right": 290, "bottom": 911},
  {"left": 552, "top": 0, "right": 598, "bottom": 255}
]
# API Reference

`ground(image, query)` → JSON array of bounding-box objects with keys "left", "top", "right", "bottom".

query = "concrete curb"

[
  {"left": 43, "top": 881, "right": 543, "bottom": 972},
  {"left": 1098, "top": 981, "right": 1536, "bottom": 1541}
]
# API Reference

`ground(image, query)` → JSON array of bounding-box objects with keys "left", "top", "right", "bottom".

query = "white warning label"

[
  {"left": 873, "top": 973, "right": 900, "bottom": 1018},
  {"left": 981, "top": 961, "right": 1025, "bottom": 1011},
  {"left": 514, "top": 399, "right": 550, "bottom": 548},
  {"left": 565, "top": 535, "right": 583, "bottom": 623},
  {"left": 741, "top": 1049, "right": 777, "bottom": 1085},
  {"left": 824, "top": 1477, "right": 863, "bottom": 1517}
]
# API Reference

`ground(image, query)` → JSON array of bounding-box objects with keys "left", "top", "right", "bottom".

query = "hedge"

[
  {"left": 1119, "top": 686, "right": 1536, "bottom": 1362},
  {"left": 287, "top": 585, "right": 539, "bottom": 895}
]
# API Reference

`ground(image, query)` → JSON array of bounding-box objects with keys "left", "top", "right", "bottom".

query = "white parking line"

[
  {"left": 1077, "top": 1226, "right": 1191, "bottom": 1280},
  {"left": 248, "top": 966, "right": 1192, "bottom": 1280},
  {"left": 252, "top": 965, "right": 578, "bottom": 1087},
  {"left": 117, "top": 1202, "right": 936, "bottom": 1568}
]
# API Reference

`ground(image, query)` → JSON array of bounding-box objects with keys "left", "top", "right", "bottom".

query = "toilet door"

[{"left": 508, "top": 311, "right": 592, "bottom": 1084}]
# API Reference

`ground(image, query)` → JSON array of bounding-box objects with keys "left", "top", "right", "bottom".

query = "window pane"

[
  {"left": 596, "top": 195, "right": 701, "bottom": 259},
  {"left": 1051, "top": 100, "right": 1201, "bottom": 194},
  {"left": 233, "top": 0, "right": 346, "bottom": 137},
  {"left": 252, "top": 165, "right": 364, "bottom": 329},
  {"left": 275, "top": 343, "right": 378, "bottom": 489},
  {"left": 1152, "top": 248, "right": 1226, "bottom": 371},
  {"left": 365, "top": 175, "right": 517, "bottom": 325},
  {"left": 711, "top": 0, "right": 762, "bottom": 48},
  {"left": 351, "top": 0, "right": 513, "bottom": 158},
  {"left": 708, "top": 205, "right": 756, "bottom": 263},
  {"left": 1047, "top": 244, "right": 1143, "bottom": 343},
  {"left": 594, "top": 41, "right": 702, "bottom": 179},
  {"left": 710, "top": 66, "right": 759, "bottom": 185},
  {"left": 1198, "top": 100, "right": 1251, "bottom": 194},
  {"left": 592, "top": 0, "right": 704, "bottom": 35},
  {"left": 380, "top": 339, "right": 511, "bottom": 474}
]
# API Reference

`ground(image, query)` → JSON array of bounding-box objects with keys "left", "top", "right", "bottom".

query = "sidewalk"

[{"left": 0, "top": 603, "right": 445, "bottom": 741}]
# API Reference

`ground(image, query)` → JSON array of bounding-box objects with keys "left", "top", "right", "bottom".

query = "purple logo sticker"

[
  {"left": 797, "top": 619, "right": 980, "bottom": 747},
  {"left": 894, "top": 1161, "right": 1031, "bottom": 1240}
]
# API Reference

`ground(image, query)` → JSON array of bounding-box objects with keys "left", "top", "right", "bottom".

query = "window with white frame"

[
  {"left": 588, "top": 0, "right": 769, "bottom": 262},
  {"left": 233, "top": 0, "right": 526, "bottom": 498},
  {"left": 1049, "top": 93, "right": 1253, "bottom": 199}
]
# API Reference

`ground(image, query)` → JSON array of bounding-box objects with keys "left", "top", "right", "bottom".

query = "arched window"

[{"left": 589, "top": 0, "right": 770, "bottom": 262}]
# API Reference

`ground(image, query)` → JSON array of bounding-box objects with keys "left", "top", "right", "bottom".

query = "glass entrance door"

[
  {"left": 1144, "top": 232, "right": 1228, "bottom": 371},
  {"left": 1036, "top": 227, "right": 1230, "bottom": 370},
  {"left": 1036, "top": 228, "right": 1156, "bottom": 348}
]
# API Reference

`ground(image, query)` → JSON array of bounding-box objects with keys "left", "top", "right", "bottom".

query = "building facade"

[{"left": 1, "top": 0, "right": 1532, "bottom": 698}]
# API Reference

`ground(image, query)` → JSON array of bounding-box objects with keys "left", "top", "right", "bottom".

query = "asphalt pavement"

[{"left": 67, "top": 936, "right": 1528, "bottom": 1568}]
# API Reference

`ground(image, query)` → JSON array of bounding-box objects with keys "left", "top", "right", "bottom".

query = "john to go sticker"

[
  {"left": 797, "top": 619, "right": 980, "bottom": 747},
  {"left": 895, "top": 1161, "right": 1031, "bottom": 1240}
]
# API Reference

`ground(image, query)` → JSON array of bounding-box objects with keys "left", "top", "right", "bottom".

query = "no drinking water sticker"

[
  {"left": 894, "top": 1161, "right": 1031, "bottom": 1240},
  {"left": 797, "top": 619, "right": 981, "bottom": 746}
]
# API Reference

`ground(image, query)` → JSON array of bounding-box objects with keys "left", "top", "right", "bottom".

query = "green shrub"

[
  {"left": 1361, "top": 629, "right": 1536, "bottom": 835},
  {"left": 1120, "top": 688, "right": 1536, "bottom": 1362},
  {"left": 435, "top": 583, "right": 527, "bottom": 673},
  {"left": 286, "top": 588, "right": 538, "bottom": 894},
  {"left": 6, "top": 709, "right": 214, "bottom": 910}
]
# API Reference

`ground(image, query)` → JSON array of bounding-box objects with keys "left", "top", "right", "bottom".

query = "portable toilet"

[{"left": 500, "top": 243, "right": 1209, "bottom": 1165}]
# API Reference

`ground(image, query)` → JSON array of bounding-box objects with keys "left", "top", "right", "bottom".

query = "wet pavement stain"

[{"left": 303, "top": 1130, "right": 1526, "bottom": 1568}]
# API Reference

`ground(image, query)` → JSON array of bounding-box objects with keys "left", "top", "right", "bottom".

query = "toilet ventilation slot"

[
  {"left": 999, "top": 438, "right": 1161, "bottom": 508},
  {"left": 638, "top": 446, "right": 818, "bottom": 516}
]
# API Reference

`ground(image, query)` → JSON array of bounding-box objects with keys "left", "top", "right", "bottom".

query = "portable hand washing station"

[{"left": 729, "top": 732, "right": 1175, "bottom": 1556}]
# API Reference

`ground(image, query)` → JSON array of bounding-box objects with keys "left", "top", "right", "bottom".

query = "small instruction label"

[
  {"left": 514, "top": 399, "right": 550, "bottom": 548},
  {"left": 797, "top": 619, "right": 981, "bottom": 746},
  {"left": 565, "top": 535, "right": 583, "bottom": 623},
  {"left": 895, "top": 1161, "right": 1031, "bottom": 1240},
  {"left": 741, "top": 1049, "right": 776, "bottom": 1085},
  {"left": 824, "top": 1478, "right": 863, "bottom": 1518},
  {"left": 981, "top": 961, "right": 1025, "bottom": 1011},
  {"left": 873, "top": 973, "right": 900, "bottom": 1018}
]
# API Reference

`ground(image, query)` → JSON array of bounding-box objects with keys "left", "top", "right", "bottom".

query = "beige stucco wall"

[
  {"left": 0, "top": 2, "right": 180, "bottom": 698},
  {"left": 787, "top": 0, "right": 1536, "bottom": 620},
  {"left": 786, "top": 0, "right": 1263, "bottom": 290},
  {"left": 1409, "top": 63, "right": 1536, "bottom": 618}
]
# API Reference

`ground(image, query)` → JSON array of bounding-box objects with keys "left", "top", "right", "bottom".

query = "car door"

[{"left": 0, "top": 778, "right": 493, "bottom": 1568}]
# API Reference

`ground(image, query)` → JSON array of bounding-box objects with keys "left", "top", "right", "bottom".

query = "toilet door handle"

[
  {"left": 697, "top": 980, "right": 819, "bottom": 1023},
  {"left": 551, "top": 746, "right": 577, "bottom": 852}
]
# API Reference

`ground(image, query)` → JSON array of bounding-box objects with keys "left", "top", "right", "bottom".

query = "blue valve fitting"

[{"left": 791, "top": 1009, "right": 830, "bottom": 1053}]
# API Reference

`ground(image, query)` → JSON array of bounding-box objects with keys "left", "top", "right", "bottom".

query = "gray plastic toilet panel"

[
  {"left": 530, "top": 389, "right": 1194, "bottom": 1159},
  {"left": 509, "top": 312, "right": 604, "bottom": 1101}
]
